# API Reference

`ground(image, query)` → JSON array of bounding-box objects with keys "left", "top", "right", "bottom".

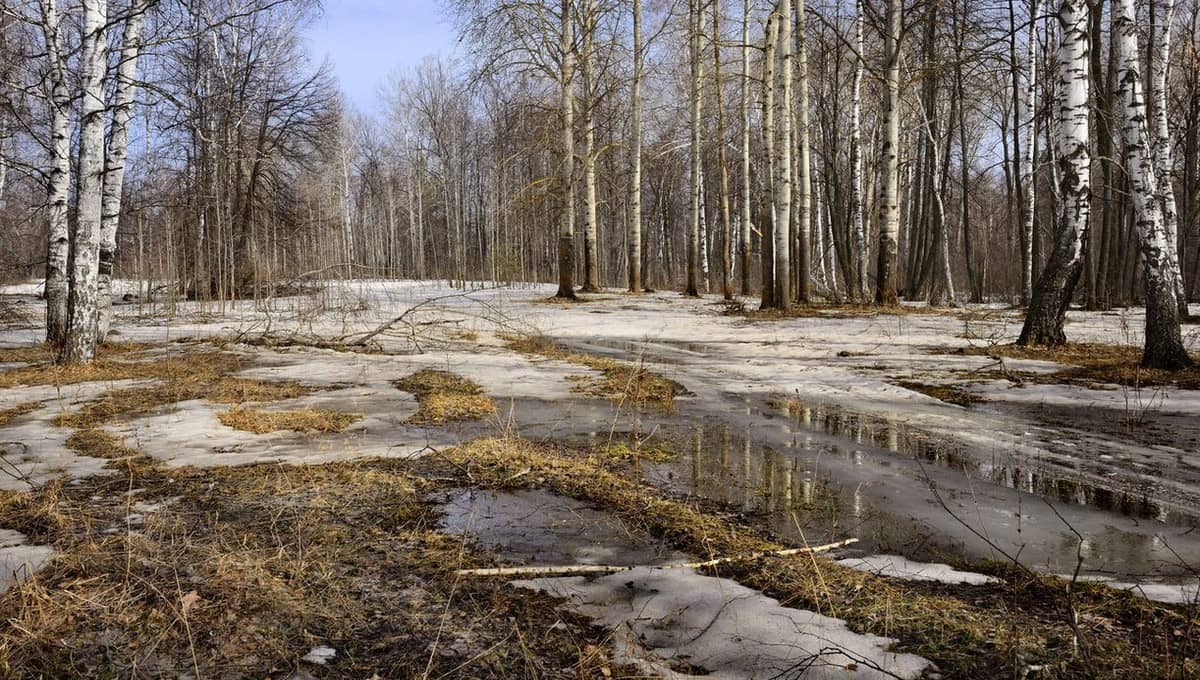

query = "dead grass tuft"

[
  {"left": 0, "top": 400, "right": 44, "bottom": 427},
  {"left": 65, "top": 428, "right": 144, "bottom": 461},
  {"left": 395, "top": 368, "right": 496, "bottom": 424},
  {"left": 959, "top": 342, "right": 1200, "bottom": 389},
  {"left": 504, "top": 334, "right": 682, "bottom": 411},
  {"left": 892, "top": 380, "right": 983, "bottom": 406},
  {"left": 217, "top": 407, "right": 362, "bottom": 434},
  {"left": 0, "top": 345, "right": 241, "bottom": 389}
]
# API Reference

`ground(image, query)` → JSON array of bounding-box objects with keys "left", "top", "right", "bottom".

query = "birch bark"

[
  {"left": 63, "top": 0, "right": 110, "bottom": 364},
  {"left": 1017, "top": 0, "right": 1090, "bottom": 346},
  {"left": 874, "top": 0, "right": 901, "bottom": 305},
  {"left": 38, "top": 0, "right": 71, "bottom": 348},
  {"left": 1114, "top": 0, "right": 1193, "bottom": 368}
]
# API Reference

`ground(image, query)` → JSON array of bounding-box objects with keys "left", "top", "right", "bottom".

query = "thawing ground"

[{"left": 1, "top": 278, "right": 1199, "bottom": 677}]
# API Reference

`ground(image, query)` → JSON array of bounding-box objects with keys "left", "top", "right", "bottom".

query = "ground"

[{"left": 0, "top": 280, "right": 1198, "bottom": 678}]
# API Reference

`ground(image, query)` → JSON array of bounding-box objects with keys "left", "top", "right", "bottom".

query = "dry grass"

[
  {"left": 426, "top": 436, "right": 1199, "bottom": 679},
  {"left": 504, "top": 334, "right": 682, "bottom": 411},
  {"left": 65, "top": 428, "right": 144, "bottom": 461},
  {"left": 0, "top": 401, "right": 44, "bottom": 428},
  {"left": 217, "top": 407, "right": 362, "bottom": 434},
  {"left": 0, "top": 458, "right": 619, "bottom": 678},
  {"left": 394, "top": 368, "right": 496, "bottom": 424},
  {"left": 958, "top": 342, "right": 1200, "bottom": 389},
  {"left": 892, "top": 380, "right": 983, "bottom": 406}
]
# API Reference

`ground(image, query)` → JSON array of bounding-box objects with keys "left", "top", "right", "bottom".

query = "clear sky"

[{"left": 305, "top": 0, "right": 460, "bottom": 113}]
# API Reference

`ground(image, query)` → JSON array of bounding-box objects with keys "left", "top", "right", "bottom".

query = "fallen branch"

[{"left": 454, "top": 538, "right": 859, "bottom": 577}]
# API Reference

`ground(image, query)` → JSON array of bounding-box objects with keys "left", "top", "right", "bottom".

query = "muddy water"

[{"left": 542, "top": 338, "right": 1200, "bottom": 585}]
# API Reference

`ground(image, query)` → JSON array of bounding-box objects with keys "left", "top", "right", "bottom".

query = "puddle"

[
  {"left": 436, "top": 488, "right": 930, "bottom": 678},
  {"left": 437, "top": 487, "right": 681, "bottom": 566}
]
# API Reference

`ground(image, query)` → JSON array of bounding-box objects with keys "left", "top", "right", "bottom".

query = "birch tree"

[
  {"left": 628, "top": 0, "right": 644, "bottom": 293},
  {"left": 1148, "top": 0, "right": 1188, "bottom": 317},
  {"left": 1020, "top": 0, "right": 1038, "bottom": 305},
  {"left": 713, "top": 0, "right": 733, "bottom": 300},
  {"left": 793, "top": 0, "right": 812, "bottom": 303},
  {"left": 1018, "top": 0, "right": 1089, "bottom": 346},
  {"left": 99, "top": 0, "right": 151, "bottom": 339},
  {"left": 62, "top": 0, "right": 110, "bottom": 364},
  {"left": 685, "top": 0, "right": 704, "bottom": 297},
  {"left": 739, "top": 0, "right": 753, "bottom": 295},
  {"left": 1113, "top": 0, "right": 1193, "bottom": 368},
  {"left": 38, "top": 0, "right": 70, "bottom": 348},
  {"left": 772, "top": 0, "right": 793, "bottom": 310},
  {"left": 850, "top": 0, "right": 867, "bottom": 301},
  {"left": 580, "top": 0, "right": 600, "bottom": 292},
  {"left": 874, "top": 0, "right": 901, "bottom": 305},
  {"left": 557, "top": 0, "right": 579, "bottom": 298}
]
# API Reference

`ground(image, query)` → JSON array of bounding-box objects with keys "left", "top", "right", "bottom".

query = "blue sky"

[{"left": 305, "top": 0, "right": 459, "bottom": 113}]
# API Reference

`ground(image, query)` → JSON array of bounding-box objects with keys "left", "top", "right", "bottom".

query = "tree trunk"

[
  {"left": 1114, "top": 0, "right": 1193, "bottom": 369},
  {"left": 581, "top": 0, "right": 600, "bottom": 292},
  {"left": 556, "top": 0, "right": 578, "bottom": 299},
  {"left": 875, "top": 0, "right": 901, "bottom": 305},
  {"left": 739, "top": 0, "right": 753, "bottom": 295},
  {"left": 1020, "top": 0, "right": 1039, "bottom": 305},
  {"left": 628, "top": 0, "right": 644, "bottom": 293},
  {"left": 794, "top": 0, "right": 812, "bottom": 303},
  {"left": 713, "top": 0, "right": 734, "bottom": 300},
  {"left": 62, "top": 0, "right": 110, "bottom": 364},
  {"left": 39, "top": 0, "right": 70, "bottom": 349},
  {"left": 772, "top": 0, "right": 793, "bottom": 309},
  {"left": 686, "top": 0, "right": 705, "bottom": 297},
  {"left": 98, "top": 0, "right": 149, "bottom": 340},
  {"left": 1018, "top": 0, "right": 1090, "bottom": 347},
  {"left": 1148, "top": 0, "right": 1188, "bottom": 316},
  {"left": 851, "top": 0, "right": 867, "bottom": 301}
]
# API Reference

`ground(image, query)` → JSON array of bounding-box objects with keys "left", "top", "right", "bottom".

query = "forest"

[{"left": 0, "top": 0, "right": 1199, "bottom": 677}]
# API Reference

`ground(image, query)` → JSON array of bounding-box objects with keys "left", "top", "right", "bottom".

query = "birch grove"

[{"left": 0, "top": 0, "right": 1195, "bottom": 371}]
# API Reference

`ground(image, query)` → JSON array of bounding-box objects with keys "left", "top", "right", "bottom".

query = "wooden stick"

[{"left": 454, "top": 538, "right": 859, "bottom": 578}]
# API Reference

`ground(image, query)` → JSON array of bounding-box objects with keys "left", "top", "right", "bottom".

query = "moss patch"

[
  {"left": 505, "top": 334, "right": 682, "bottom": 411},
  {"left": 394, "top": 368, "right": 496, "bottom": 424},
  {"left": 217, "top": 407, "right": 362, "bottom": 434}
]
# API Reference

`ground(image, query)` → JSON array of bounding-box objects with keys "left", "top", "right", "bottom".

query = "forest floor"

[{"left": 0, "top": 280, "right": 1199, "bottom": 678}]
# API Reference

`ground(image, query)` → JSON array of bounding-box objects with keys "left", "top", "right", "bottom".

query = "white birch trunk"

[
  {"left": 39, "top": 0, "right": 71, "bottom": 348},
  {"left": 875, "top": 0, "right": 901, "bottom": 305},
  {"left": 773, "top": 0, "right": 793, "bottom": 309},
  {"left": 761, "top": 12, "right": 778, "bottom": 307},
  {"left": 739, "top": 0, "right": 753, "bottom": 295},
  {"left": 794, "top": 0, "right": 811, "bottom": 303},
  {"left": 1018, "top": 0, "right": 1089, "bottom": 345},
  {"left": 555, "top": 0, "right": 578, "bottom": 298},
  {"left": 98, "top": 0, "right": 149, "bottom": 339},
  {"left": 63, "top": 0, "right": 109, "bottom": 364},
  {"left": 628, "top": 0, "right": 644, "bottom": 293},
  {"left": 850, "top": 0, "right": 867, "bottom": 300},
  {"left": 581, "top": 0, "right": 600, "bottom": 291},
  {"left": 685, "top": 0, "right": 705, "bottom": 296},
  {"left": 1149, "top": 0, "right": 1187, "bottom": 316},
  {"left": 1020, "top": 0, "right": 1039, "bottom": 305},
  {"left": 1114, "top": 0, "right": 1193, "bottom": 368}
]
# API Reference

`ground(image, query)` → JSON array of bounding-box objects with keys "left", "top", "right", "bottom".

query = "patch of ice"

[
  {"left": 301, "top": 645, "right": 336, "bottom": 665},
  {"left": 836, "top": 554, "right": 1001, "bottom": 585},
  {"left": 515, "top": 567, "right": 931, "bottom": 679},
  {"left": 0, "top": 529, "right": 54, "bottom": 594}
]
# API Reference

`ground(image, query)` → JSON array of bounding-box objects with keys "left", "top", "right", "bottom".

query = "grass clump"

[
  {"left": 504, "top": 333, "right": 682, "bottom": 411},
  {"left": 65, "top": 428, "right": 143, "bottom": 460},
  {"left": 394, "top": 368, "right": 496, "bottom": 424},
  {"left": 217, "top": 407, "right": 362, "bottom": 434},
  {"left": 959, "top": 342, "right": 1200, "bottom": 389},
  {"left": 893, "top": 379, "right": 983, "bottom": 406},
  {"left": 0, "top": 400, "right": 44, "bottom": 427}
]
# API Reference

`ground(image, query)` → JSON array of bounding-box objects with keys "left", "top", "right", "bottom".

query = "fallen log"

[{"left": 454, "top": 538, "right": 859, "bottom": 577}]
